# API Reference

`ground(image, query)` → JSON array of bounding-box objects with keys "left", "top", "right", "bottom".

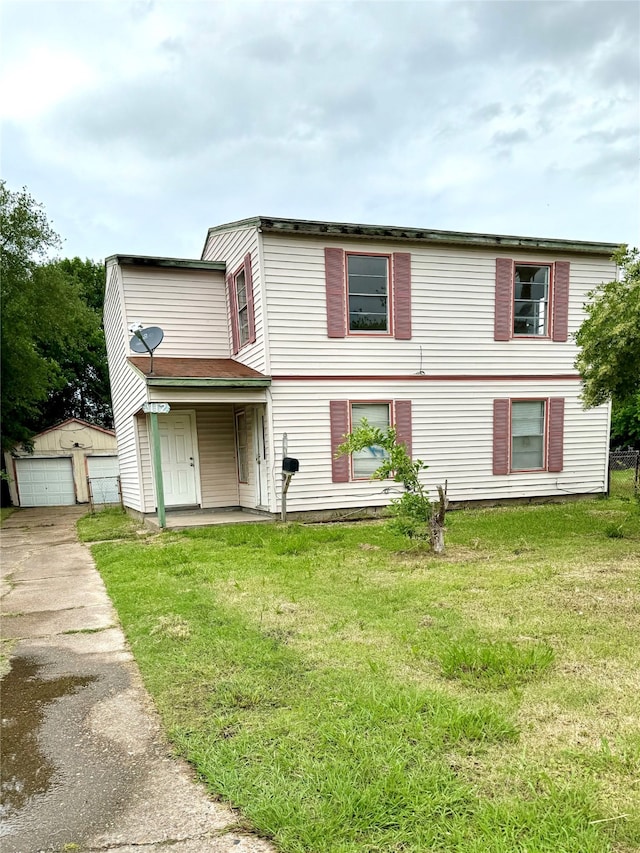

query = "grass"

[
  {"left": 0, "top": 506, "right": 15, "bottom": 523},
  {"left": 77, "top": 507, "right": 144, "bottom": 542},
  {"left": 86, "top": 498, "right": 640, "bottom": 852},
  {"left": 610, "top": 468, "right": 639, "bottom": 501}
]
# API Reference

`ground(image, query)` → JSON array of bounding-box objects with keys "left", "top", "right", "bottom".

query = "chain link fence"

[
  {"left": 87, "top": 475, "right": 122, "bottom": 511},
  {"left": 609, "top": 451, "right": 639, "bottom": 499}
]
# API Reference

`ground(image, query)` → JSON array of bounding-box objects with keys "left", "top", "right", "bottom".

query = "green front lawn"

[{"left": 87, "top": 498, "right": 640, "bottom": 852}]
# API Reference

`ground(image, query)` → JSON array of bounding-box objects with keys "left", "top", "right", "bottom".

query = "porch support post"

[{"left": 149, "top": 412, "right": 166, "bottom": 529}]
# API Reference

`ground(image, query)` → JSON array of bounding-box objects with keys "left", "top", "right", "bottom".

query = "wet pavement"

[{"left": 0, "top": 507, "right": 274, "bottom": 853}]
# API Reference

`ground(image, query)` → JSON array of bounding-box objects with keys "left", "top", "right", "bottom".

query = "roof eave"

[
  {"left": 105, "top": 254, "right": 226, "bottom": 272},
  {"left": 255, "top": 217, "right": 619, "bottom": 256},
  {"left": 145, "top": 377, "right": 272, "bottom": 388}
]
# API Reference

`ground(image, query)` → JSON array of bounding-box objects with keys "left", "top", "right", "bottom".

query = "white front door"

[
  {"left": 158, "top": 413, "right": 198, "bottom": 506},
  {"left": 254, "top": 406, "right": 268, "bottom": 507}
]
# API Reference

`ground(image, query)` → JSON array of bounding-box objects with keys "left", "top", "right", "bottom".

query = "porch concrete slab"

[
  {"left": 1, "top": 603, "right": 117, "bottom": 639},
  {"left": 146, "top": 509, "right": 274, "bottom": 530}
]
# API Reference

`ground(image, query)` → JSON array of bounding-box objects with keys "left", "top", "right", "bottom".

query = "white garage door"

[
  {"left": 16, "top": 457, "right": 76, "bottom": 507},
  {"left": 87, "top": 456, "right": 120, "bottom": 504}
]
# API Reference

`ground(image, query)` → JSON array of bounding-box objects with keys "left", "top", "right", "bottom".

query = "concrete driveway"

[{"left": 0, "top": 507, "right": 274, "bottom": 853}]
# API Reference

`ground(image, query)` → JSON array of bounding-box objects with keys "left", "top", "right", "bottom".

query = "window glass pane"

[
  {"left": 235, "top": 271, "right": 247, "bottom": 308},
  {"left": 516, "top": 265, "right": 549, "bottom": 285},
  {"left": 348, "top": 275, "right": 388, "bottom": 295},
  {"left": 513, "top": 265, "right": 549, "bottom": 336},
  {"left": 348, "top": 255, "right": 388, "bottom": 277},
  {"left": 349, "top": 295, "right": 388, "bottom": 331},
  {"left": 349, "top": 314, "right": 388, "bottom": 332},
  {"left": 515, "top": 282, "right": 548, "bottom": 301},
  {"left": 238, "top": 307, "right": 249, "bottom": 345},
  {"left": 511, "top": 401, "right": 544, "bottom": 470},
  {"left": 351, "top": 403, "right": 390, "bottom": 478},
  {"left": 347, "top": 256, "right": 389, "bottom": 332},
  {"left": 352, "top": 403, "right": 390, "bottom": 430}
]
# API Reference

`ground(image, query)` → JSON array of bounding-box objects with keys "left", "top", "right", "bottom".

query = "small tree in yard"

[{"left": 336, "top": 420, "right": 449, "bottom": 553}]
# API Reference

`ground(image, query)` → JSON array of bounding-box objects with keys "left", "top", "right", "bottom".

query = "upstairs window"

[
  {"left": 347, "top": 255, "right": 389, "bottom": 333},
  {"left": 511, "top": 400, "right": 545, "bottom": 470},
  {"left": 227, "top": 253, "right": 256, "bottom": 354},
  {"left": 234, "top": 269, "right": 250, "bottom": 347},
  {"left": 325, "top": 249, "right": 411, "bottom": 339},
  {"left": 494, "top": 258, "right": 570, "bottom": 342},
  {"left": 514, "top": 265, "right": 550, "bottom": 336}
]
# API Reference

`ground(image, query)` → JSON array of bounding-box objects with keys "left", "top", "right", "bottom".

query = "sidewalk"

[{"left": 0, "top": 507, "right": 274, "bottom": 853}]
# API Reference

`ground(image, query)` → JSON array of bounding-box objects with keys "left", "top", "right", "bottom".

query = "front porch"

[
  {"left": 130, "top": 356, "right": 273, "bottom": 527},
  {"left": 144, "top": 507, "right": 274, "bottom": 530}
]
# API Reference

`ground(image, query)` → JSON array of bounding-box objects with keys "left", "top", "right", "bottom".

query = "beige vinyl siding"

[
  {"left": 147, "top": 387, "right": 268, "bottom": 406},
  {"left": 195, "top": 405, "right": 239, "bottom": 507},
  {"left": 202, "top": 226, "right": 267, "bottom": 373},
  {"left": 262, "top": 234, "right": 615, "bottom": 376},
  {"left": 269, "top": 380, "right": 609, "bottom": 512},
  {"left": 104, "top": 262, "right": 148, "bottom": 511},
  {"left": 121, "top": 267, "right": 228, "bottom": 359},
  {"left": 136, "top": 414, "right": 155, "bottom": 512}
]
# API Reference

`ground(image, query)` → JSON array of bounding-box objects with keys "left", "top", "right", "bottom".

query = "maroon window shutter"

[
  {"left": 494, "top": 258, "right": 513, "bottom": 341},
  {"left": 325, "top": 248, "right": 346, "bottom": 338},
  {"left": 227, "top": 274, "right": 239, "bottom": 354},
  {"left": 394, "top": 400, "right": 412, "bottom": 458},
  {"left": 547, "top": 397, "right": 565, "bottom": 472},
  {"left": 552, "top": 261, "right": 570, "bottom": 342},
  {"left": 393, "top": 253, "right": 412, "bottom": 340},
  {"left": 330, "top": 400, "right": 350, "bottom": 482},
  {"left": 493, "top": 399, "right": 510, "bottom": 475},
  {"left": 244, "top": 252, "right": 257, "bottom": 344}
]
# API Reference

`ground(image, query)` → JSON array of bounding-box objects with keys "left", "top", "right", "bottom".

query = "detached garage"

[{"left": 5, "top": 419, "right": 120, "bottom": 508}]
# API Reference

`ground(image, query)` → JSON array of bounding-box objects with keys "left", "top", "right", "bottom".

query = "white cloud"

[{"left": 0, "top": 48, "right": 96, "bottom": 120}]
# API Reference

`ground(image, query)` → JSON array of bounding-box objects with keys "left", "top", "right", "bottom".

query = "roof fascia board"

[
  {"left": 105, "top": 255, "right": 226, "bottom": 272},
  {"left": 256, "top": 218, "right": 618, "bottom": 256},
  {"left": 145, "top": 377, "right": 272, "bottom": 388}
]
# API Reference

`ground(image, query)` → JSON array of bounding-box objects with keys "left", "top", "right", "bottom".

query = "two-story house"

[{"left": 104, "top": 217, "right": 617, "bottom": 523}]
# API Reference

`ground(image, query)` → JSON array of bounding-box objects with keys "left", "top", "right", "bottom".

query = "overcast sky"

[{"left": 1, "top": 0, "right": 639, "bottom": 261}]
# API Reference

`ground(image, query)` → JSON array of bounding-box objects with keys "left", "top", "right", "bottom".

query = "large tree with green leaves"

[
  {"left": 575, "top": 247, "right": 640, "bottom": 447},
  {"left": 33, "top": 258, "right": 112, "bottom": 431},
  {"left": 0, "top": 182, "right": 111, "bottom": 452}
]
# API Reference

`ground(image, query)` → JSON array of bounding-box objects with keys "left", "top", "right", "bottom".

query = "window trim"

[
  {"left": 349, "top": 399, "right": 393, "bottom": 480},
  {"left": 512, "top": 262, "right": 553, "bottom": 339},
  {"left": 510, "top": 398, "right": 547, "bottom": 472},
  {"left": 345, "top": 252, "right": 393, "bottom": 337}
]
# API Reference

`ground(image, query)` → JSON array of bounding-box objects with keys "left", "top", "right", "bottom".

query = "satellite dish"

[
  {"left": 130, "top": 326, "right": 164, "bottom": 353},
  {"left": 129, "top": 326, "right": 164, "bottom": 375}
]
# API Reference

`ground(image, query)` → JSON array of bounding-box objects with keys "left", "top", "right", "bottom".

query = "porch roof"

[{"left": 129, "top": 357, "right": 271, "bottom": 388}]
